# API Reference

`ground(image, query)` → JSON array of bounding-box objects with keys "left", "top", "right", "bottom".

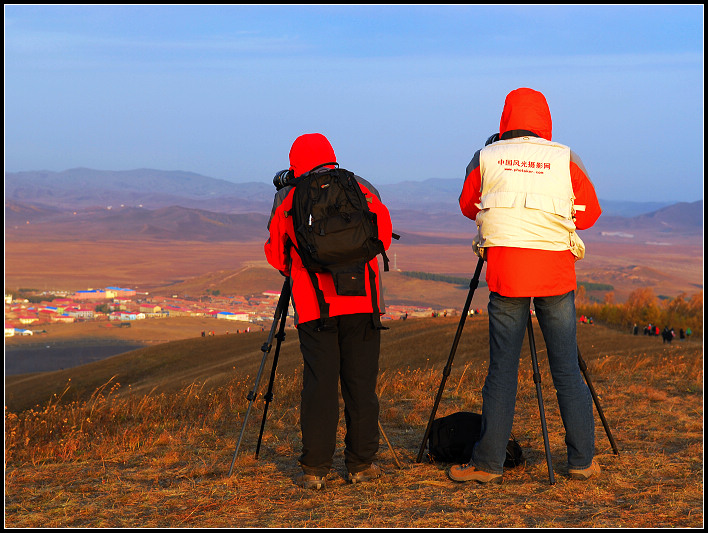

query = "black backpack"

[
  {"left": 428, "top": 412, "right": 524, "bottom": 468},
  {"left": 286, "top": 164, "right": 390, "bottom": 327}
]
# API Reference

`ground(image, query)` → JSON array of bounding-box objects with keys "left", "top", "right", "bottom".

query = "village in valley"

[{"left": 4, "top": 285, "right": 454, "bottom": 338}]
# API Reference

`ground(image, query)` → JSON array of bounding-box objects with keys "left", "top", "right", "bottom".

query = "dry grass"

[
  {"left": 4, "top": 318, "right": 704, "bottom": 528},
  {"left": 4, "top": 240, "right": 268, "bottom": 291}
]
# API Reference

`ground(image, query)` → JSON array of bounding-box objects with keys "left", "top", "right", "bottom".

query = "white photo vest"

[{"left": 474, "top": 137, "right": 585, "bottom": 260}]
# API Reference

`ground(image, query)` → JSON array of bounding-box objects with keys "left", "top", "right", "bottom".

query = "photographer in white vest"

[{"left": 451, "top": 88, "right": 603, "bottom": 484}]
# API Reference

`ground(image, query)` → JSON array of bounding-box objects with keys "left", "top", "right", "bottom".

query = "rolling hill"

[{"left": 4, "top": 315, "right": 691, "bottom": 414}]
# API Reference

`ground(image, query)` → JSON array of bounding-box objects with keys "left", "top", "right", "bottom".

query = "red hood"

[
  {"left": 499, "top": 88, "right": 552, "bottom": 141},
  {"left": 289, "top": 133, "right": 337, "bottom": 178}
]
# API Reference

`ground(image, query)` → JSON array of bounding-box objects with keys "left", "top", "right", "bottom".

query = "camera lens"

[{"left": 273, "top": 169, "right": 292, "bottom": 190}]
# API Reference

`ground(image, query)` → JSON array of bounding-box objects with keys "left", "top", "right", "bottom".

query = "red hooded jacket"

[
  {"left": 264, "top": 133, "right": 393, "bottom": 325},
  {"left": 459, "top": 88, "right": 602, "bottom": 297}
]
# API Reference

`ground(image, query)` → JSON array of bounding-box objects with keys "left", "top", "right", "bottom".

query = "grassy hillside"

[
  {"left": 5, "top": 317, "right": 703, "bottom": 527},
  {"left": 6, "top": 316, "right": 487, "bottom": 412}
]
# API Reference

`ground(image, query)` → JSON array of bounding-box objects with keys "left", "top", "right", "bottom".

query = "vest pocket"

[
  {"left": 481, "top": 191, "right": 572, "bottom": 219},
  {"left": 524, "top": 193, "right": 572, "bottom": 218},
  {"left": 569, "top": 232, "right": 586, "bottom": 260},
  {"left": 479, "top": 190, "right": 519, "bottom": 209}
]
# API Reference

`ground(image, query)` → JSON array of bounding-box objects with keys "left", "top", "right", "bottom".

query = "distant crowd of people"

[
  {"left": 632, "top": 323, "right": 692, "bottom": 343},
  {"left": 200, "top": 326, "right": 266, "bottom": 337},
  {"left": 579, "top": 318, "right": 693, "bottom": 344},
  {"left": 398, "top": 308, "right": 484, "bottom": 321}
]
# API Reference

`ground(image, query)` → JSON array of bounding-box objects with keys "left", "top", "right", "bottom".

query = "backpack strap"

[
  {"left": 367, "top": 263, "right": 388, "bottom": 330},
  {"left": 307, "top": 270, "right": 330, "bottom": 331},
  {"left": 369, "top": 210, "right": 390, "bottom": 272},
  {"left": 380, "top": 249, "right": 390, "bottom": 272},
  {"left": 290, "top": 243, "right": 330, "bottom": 330},
  {"left": 289, "top": 162, "right": 339, "bottom": 188}
]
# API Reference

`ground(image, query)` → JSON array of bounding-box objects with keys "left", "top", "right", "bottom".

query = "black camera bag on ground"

[
  {"left": 287, "top": 165, "right": 390, "bottom": 327},
  {"left": 428, "top": 411, "right": 524, "bottom": 468}
]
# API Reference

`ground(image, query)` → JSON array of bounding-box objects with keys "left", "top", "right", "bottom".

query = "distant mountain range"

[
  {"left": 5, "top": 167, "right": 703, "bottom": 243},
  {"left": 5, "top": 202, "right": 270, "bottom": 242},
  {"left": 5, "top": 167, "right": 274, "bottom": 214},
  {"left": 5, "top": 167, "right": 688, "bottom": 215}
]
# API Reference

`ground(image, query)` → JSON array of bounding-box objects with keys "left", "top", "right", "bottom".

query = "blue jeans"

[{"left": 471, "top": 291, "right": 595, "bottom": 474}]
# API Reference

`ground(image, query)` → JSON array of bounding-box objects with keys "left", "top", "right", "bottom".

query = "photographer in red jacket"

[
  {"left": 265, "top": 133, "right": 393, "bottom": 489},
  {"left": 450, "top": 88, "right": 602, "bottom": 484}
]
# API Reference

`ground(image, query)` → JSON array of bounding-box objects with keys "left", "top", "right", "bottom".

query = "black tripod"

[
  {"left": 228, "top": 277, "right": 291, "bottom": 476},
  {"left": 415, "top": 257, "right": 484, "bottom": 464},
  {"left": 523, "top": 312, "right": 620, "bottom": 483},
  {"left": 416, "top": 257, "right": 618, "bottom": 484}
]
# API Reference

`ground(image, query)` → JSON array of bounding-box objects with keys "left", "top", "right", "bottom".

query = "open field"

[
  {"left": 4, "top": 317, "right": 703, "bottom": 527},
  {"left": 4, "top": 240, "right": 268, "bottom": 293},
  {"left": 5, "top": 316, "right": 255, "bottom": 347},
  {"left": 4, "top": 235, "right": 703, "bottom": 303}
]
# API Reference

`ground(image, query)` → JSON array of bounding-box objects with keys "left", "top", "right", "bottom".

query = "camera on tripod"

[
  {"left": 485, "top": 132, "right": 499, "bottom": 146},
  {"left": 273, "top": 169, "right": 294, "bottom": 190}
]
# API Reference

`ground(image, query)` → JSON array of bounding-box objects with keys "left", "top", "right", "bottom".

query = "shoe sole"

[
  {"left": 297, "top": 476, "right": 326, "bottom": 490},
  {"left": 448, "top": 470, "right": 503, "bottom": 484},
  {"left": 300, "top": 481, "right": 325, "bottom": 490},
  {"left": 568, "top": 461, "right": 600, "bottom": 480},
  {"left": 348, "top": 473, "right": 381, "bottom": 484},
  {"left": 449, "top": 475, "right": 503, "bottom": 484},
  {"left": 568, "top": 472, "right": 596, "bottom": 480},
  {"left": 348, "top": 465, "right": 382, "bottom": 484}
]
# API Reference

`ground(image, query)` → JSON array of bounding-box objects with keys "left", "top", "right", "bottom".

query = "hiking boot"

[
  {"left": 347, "top": 463, "right": 383, "bottom": 484},
  {"left": 296, "top": 473, "right": 327, "bottom": 490},
  {"left": 448, "top": 464, "right": 502, "bottom": 484},
  {"left": 568, "top": 460, "right": 601, "bottom": 480}
]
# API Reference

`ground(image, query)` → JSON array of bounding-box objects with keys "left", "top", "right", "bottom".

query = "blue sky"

[{"left": 4, "top": 5, "right": 704, "bottom": 202}]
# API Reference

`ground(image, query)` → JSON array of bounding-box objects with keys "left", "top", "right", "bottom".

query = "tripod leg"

[
  {"left": 255, "top": 295, "right": 290, "bottom": 459},
  {"left": 228, "top": 278, "right": 290, "bottom": 476},
  {"left": 526, "top": 313, "right": 555, "bottom": 485},
  {"left": 577, "top": 345, "right": 619, "bottom": 456},
  {"left": 379, "top": 420, "right": 403, "bottom": 469},
  {"left": 416, "top": 257, "right": 484, "bottom": 463}
]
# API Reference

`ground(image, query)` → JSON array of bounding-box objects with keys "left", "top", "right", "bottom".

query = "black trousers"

[{"left": 297, "top": 313, "right": 381, "bottom": 476}]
